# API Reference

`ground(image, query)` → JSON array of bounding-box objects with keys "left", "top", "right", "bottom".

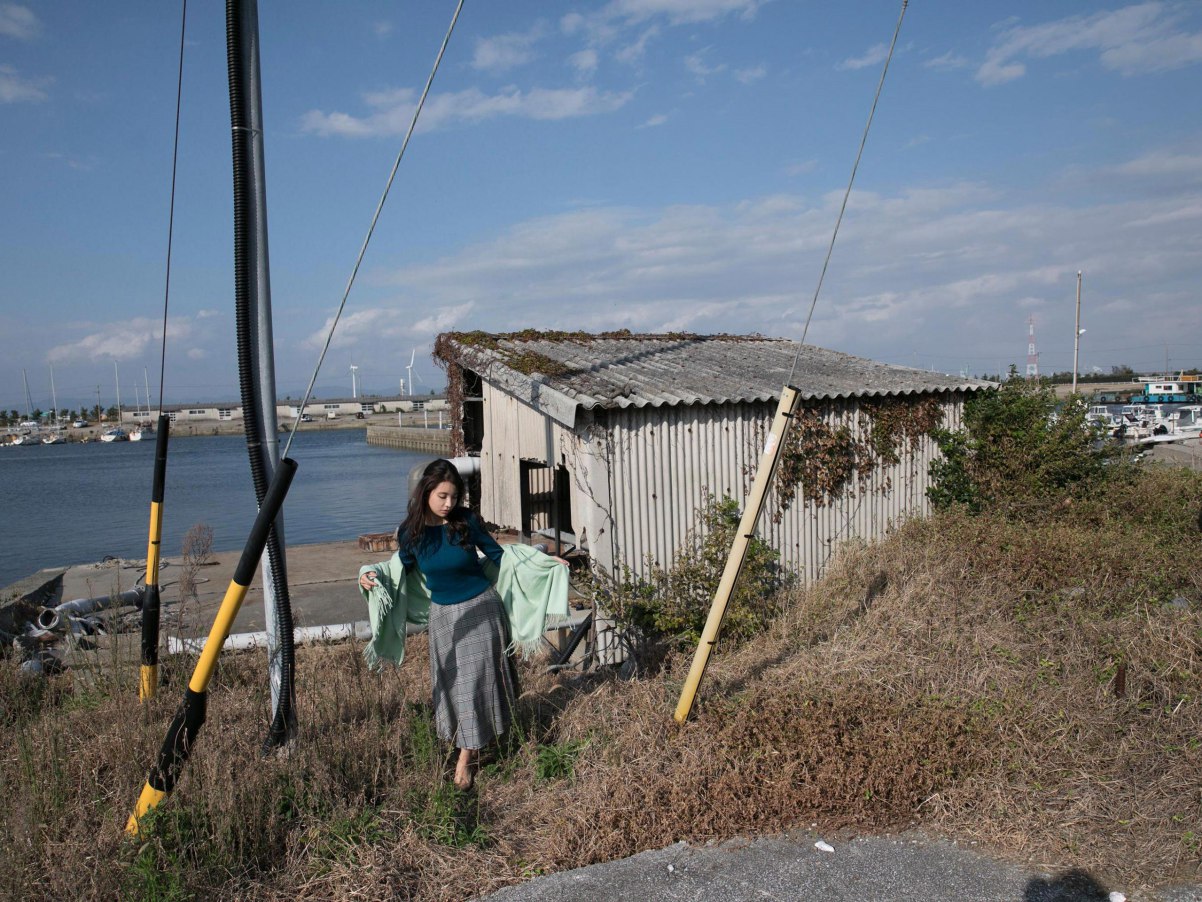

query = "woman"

[{"left": 359, "top": 459, "right": 565, "bottom": 790}]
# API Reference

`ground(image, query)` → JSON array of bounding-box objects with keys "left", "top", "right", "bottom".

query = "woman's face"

[{"left": 426, "top": 480, "right": 459, "bottom": 523}]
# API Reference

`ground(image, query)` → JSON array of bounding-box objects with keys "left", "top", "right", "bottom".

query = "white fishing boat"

[
  {"left": 1166, "top": 405, "right": 1202, "bottom": 438},
  {"left": 1086, "top": 404, "right": 1118, "bottom": 431},
  {"left": 100, "top": 427, "right": 128, "bottom": 443},
  {"left": 42, "top": 431, "right": 66, "bottom": 445}
]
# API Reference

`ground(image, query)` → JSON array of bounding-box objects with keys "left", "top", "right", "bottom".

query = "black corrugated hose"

[{"left": 226, "top": 0, "right": 297, "bottom": 751}]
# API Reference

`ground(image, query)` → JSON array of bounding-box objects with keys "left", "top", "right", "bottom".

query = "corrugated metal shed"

[
  {"left": 443, "top": 334, "right": 991, "bottom": 428},
  {"left": 437, "top": 332, "right": 993, "bottom": 585}
]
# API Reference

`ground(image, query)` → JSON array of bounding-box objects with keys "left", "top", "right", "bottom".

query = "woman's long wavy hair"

[{"left": 397, "top": 459, "right": 471, "bottom": 552}]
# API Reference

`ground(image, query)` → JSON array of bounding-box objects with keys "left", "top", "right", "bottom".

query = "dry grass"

[{"left": 1, "top": 465, "right": 1200, "bottom": 899}]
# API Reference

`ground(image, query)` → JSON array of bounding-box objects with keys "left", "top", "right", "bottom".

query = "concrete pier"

[{"left": 366, "top": 424, "right": 451, "bottom": 453}]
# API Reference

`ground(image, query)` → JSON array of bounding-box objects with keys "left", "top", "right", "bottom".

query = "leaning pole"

[{"left": 674, "top": 386, "right": 801, "bottom": 722}]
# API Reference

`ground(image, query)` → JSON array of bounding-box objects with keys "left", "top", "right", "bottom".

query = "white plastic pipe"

[
  {"left": 446, "top": 455, "right": 480, "bottom": 477},
  {"left": 167, "top": 619, "right": 426, "bottom": 655}
]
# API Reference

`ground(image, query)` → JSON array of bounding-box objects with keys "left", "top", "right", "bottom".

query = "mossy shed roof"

[{"left": 438, "top": 331, "right": 993, "bottom": 428}]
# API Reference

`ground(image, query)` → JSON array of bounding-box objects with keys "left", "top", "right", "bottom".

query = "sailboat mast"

[
  {"left": 114, "top": 361, "right": 122, "bottom": 426},
  {"left": 49, "top": 365, "right": 59, "bottom": 427},
  {"left": 21, "top": 368, "right": 33, "bottom": 421}
]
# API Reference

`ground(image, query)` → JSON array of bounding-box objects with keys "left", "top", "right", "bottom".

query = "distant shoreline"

[{"left": 5, "top": 412, "right": 446, "bottom": 442}]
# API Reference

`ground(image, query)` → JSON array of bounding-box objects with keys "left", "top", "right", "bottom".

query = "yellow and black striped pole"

[
  {"left": 139, "top": 414, "right": 171, "bottom": 701},
  {"left": 127, "top": 457, "right": 297, "bottom": 835}
]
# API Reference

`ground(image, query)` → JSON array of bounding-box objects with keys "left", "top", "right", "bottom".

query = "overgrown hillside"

[{"left": 2, "top": 381, "right": 1200, "bottom": 900}]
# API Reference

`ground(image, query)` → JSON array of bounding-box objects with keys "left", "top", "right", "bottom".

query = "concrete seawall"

[{"left": 366, "top": 424, "right": 451, "bottom": 453}]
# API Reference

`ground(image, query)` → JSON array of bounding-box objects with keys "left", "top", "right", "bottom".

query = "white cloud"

[
  {"left": 615, "top": 26, "right": 659, "bottom": 65},
  {"left": 784, "top": 159, "right": 817, "bottom": 177},
  {"left": 301, "top": 85, "right": 633, "bottom": 138},
  {"left": 412, "top": 302, "right": 475, "bottom": 335},
  {"left": 1111, "top": 149, "right": 1202, "bottom": 180},
  {"left": 0, "top": 3, "right": 39, "bottom": 40},
  {"left": 372, "top": 21, "right": 392, "bottom": 38},
  {"left": 187, "top": 348, "right": 207, "bottom": 360},
  {"left": 340, "top": 171, "right": 1200, "bottom": 375},
  {"left": 46, "top": 315, "right": 213, "bottom": 365},
  {"left": 734, "top": 63, "right": 767, "bottom": 84},
  {"left": 45, "top": 151, "right": 94, "bottom": 170},
  {"left": 472, "top": 24, "right": 546, "bottom": 73},
  {"left": 838, "top": 43, "right": 889, "bottom": 71},
  {"left": 977, "top": 2, "right": 1202, "bottom": 86},
  {"left": 562, "top": 0, "right": 759, "bottom": 49},
  {"left": 303, "top": 303, "right": 475, "bottom": 350},
  {"left": 684, "top": 48, "right": 726, "bottom": 80},
  {"left": 924, "top": 51, "right": 968, "bottom": 70},
  {"left": 569, "top": 48, "right": 598, "bottom": 75},
  {"left": 0, "top": 64, "right": 48, "bottom": 103},
  {"left": 639, "top": 113, "right": 668, "bottom": 128},
  {"left": 604, "top": 0, "right": 762, "bottom": 27},
  {"left": 303, "top": 309, "right": 389, "bottom": 351}
]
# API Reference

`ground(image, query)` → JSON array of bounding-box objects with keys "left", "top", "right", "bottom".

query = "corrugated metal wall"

[
  {"left": 599, "top": 395, "right": 966, "bottom": 584},
  {"left": 476, "top": 380, "right": 967, "bottom": 585}
]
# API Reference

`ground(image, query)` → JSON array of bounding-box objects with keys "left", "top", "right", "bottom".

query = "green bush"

[
  {"left": 928, "top": 375, "right": 1114, "bottom": 516},
  {"left": 601, "top": 494, "right": 782, "bottom": 647}
]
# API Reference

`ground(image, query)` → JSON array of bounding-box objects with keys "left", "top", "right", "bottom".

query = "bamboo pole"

[{"left": 674, "top": 386, "right": 801, "bottom": 723}]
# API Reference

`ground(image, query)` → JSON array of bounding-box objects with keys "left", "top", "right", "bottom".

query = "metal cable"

[
  {"left": 789, "top": 0, "right": 908, "bottom": 386},
  {"left": 283, "top": 0, "right": 465, "bottom": 459},
  {"left": 158, "top": 0, "right": 188, "bottom": 414}
]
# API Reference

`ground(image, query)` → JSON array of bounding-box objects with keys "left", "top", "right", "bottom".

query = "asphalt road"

[{"left": 475, "top": 831, "right": 1202, "bottom": 902}]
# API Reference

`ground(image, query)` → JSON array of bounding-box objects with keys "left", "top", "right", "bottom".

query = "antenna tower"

[{"left": 1025, "top": 316, "right": 1039, "bottom": 378}]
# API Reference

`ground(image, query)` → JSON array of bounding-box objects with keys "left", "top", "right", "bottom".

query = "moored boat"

[
  {"left": 100, "top": 427, "right": 128, "bottom": 443},
  {"left": 1132, "top": 377, "right": 1202, "bottom": 405}
]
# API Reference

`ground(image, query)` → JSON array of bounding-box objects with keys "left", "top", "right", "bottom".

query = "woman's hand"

[
  {"left": 359, "top": 570, "right": 378, "bottom": 591},
  {"left": 551, "top": 556, "right": 569, "bottom": 567}
]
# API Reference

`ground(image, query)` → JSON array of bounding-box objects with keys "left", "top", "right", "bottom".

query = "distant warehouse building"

[
  {"left": 120, "top": 402, "right": 244, "bottom": 425},
  {"left": 434, "top": 331, "right": 993, "bottom": 584},
  {"left": 117, "top": 396, "right": 438, "bottom": 425}
]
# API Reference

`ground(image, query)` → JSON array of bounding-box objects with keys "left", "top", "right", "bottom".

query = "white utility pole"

[
  {"left": 1072, "top": 271, "right": 1083, "bottom": 395},
  {"left": 349, "top": 365, "right": 359, "bottom": 399}
]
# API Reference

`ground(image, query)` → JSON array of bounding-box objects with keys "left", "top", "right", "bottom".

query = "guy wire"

[
  {"left": 284, "top": 0, "right": 465, "bottom": 460},
  {"left": 158, "top": 0, "right": 188, "bottom": 415},
  {"left": 789, "top": 0, "right": 908, "bottom": 386}
]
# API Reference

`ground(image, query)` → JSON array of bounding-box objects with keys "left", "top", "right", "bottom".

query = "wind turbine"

[{"left": 406, "top": 350, "right": 416, "bottom": 399}]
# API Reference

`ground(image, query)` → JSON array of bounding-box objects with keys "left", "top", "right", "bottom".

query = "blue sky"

[{"left": 2, "top": 0, "right": 1201, "bottom": 412}]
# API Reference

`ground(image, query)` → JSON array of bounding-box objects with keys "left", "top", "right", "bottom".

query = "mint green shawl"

[{"left": 358, "top": 543, "right": 570, "bottom": 669}]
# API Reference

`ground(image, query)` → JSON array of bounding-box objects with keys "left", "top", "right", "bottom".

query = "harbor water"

[{"left": 0, "top": 429, "right": 433, "bottom": 589}]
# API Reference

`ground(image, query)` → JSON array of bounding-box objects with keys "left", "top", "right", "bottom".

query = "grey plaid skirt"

[{"left": 428, "top": 585, "right": 518, "bottom": 749}]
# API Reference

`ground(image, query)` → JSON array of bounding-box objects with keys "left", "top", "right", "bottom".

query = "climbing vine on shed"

[{"left": 772, "top": 396, "right": 944, "bottom": 520}]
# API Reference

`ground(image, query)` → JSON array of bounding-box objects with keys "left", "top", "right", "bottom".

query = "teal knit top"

[{"left": 398, "top": 510, "right": 504, "bottom": 605}]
